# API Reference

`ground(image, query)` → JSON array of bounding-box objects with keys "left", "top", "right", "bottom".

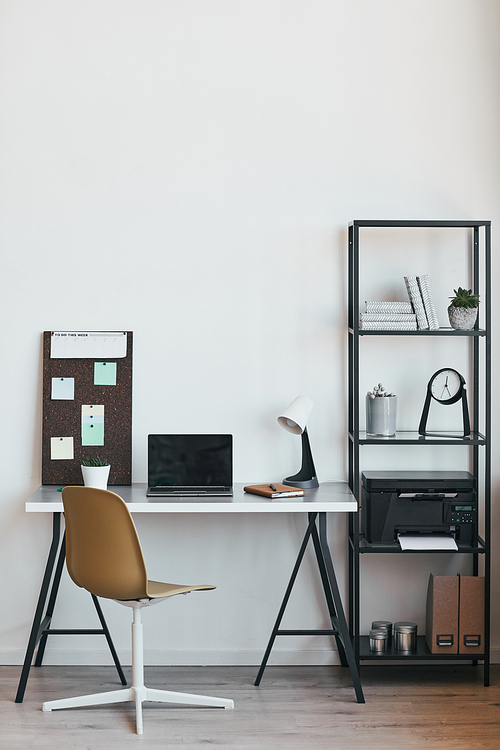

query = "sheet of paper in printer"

[{"left": 397, "top": 533, "right": 458, "bottom": 551}]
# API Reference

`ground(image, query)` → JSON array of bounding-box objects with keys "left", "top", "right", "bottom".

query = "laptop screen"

[{"left": 148, "top": 434, "right": 233, "bottom": 488}]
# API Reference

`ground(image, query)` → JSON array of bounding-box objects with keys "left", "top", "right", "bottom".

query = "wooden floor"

[{"left": 1, "top": 664, "right": 498, "bottom": 749}]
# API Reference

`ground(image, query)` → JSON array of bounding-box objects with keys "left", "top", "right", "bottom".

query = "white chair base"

[
  {"left": 42, "top": 603, "right": 234, "bottom": 734},
  {"left": 43, "top": 685, "right": 234, "bottom": 735}
]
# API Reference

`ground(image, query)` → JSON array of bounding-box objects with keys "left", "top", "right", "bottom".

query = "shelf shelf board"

[
  {"left": 349, "top": 220, "right": 491, "bottom": 228},
  {"left": 358, "top": 635, "right": 485, "bottom": 660},
  {"left": 349, "top": 327, "right": 486, "bottom": 337},
  {"left": 351, "top": 430, "right": 486, "bottom": 446},
  {"left": 353, "top": 536, "right": 486, "bottom": 554}
]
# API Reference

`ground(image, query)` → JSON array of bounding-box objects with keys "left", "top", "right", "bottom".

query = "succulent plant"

[
  {"left": 80, "top": 456, "right": 110, "bottom": 467},
  {"left": 449, "top": 287, "right": 480, "bottom": 309},
  {"left": 367, "top": 383, "right": 395, "bottom": 398}
]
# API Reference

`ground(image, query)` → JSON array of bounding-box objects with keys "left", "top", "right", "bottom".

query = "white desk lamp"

[{"left": 278, "top": 396, "right": 319, "bottom": 489}]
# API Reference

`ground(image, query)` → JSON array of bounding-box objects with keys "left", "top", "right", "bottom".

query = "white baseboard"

[
  {"left": 2, "top": 647, "right": 498, "bottom": 667},
  {"left": 0, "top": 648, "right": 342, "bottom": 667}
]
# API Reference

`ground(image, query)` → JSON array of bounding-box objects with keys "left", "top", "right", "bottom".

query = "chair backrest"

[{"left": 62, "top": 486, "right": 149, "bottom": 600}]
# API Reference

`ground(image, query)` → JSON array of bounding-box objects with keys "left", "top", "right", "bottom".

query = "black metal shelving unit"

[{"left": 347, "top": 219, "right": 491, "bottom": 686}]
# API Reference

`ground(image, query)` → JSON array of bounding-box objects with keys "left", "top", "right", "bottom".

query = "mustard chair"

[{"left": 42, "top": 486, "right": 234, "bottom": 734}]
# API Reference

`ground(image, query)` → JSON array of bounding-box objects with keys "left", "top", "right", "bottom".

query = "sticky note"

[
  {"left": 82, "top": 405, "right": 104, "bottom": 446},
  {"left": 51, "top": 437, "right": 74, "bottom": 460},
  {"left": 94, "top": 362, "right": 117, "bottom": 386},
  {"left": 51, "top": 377, "right": 75, "bottom": 400}
]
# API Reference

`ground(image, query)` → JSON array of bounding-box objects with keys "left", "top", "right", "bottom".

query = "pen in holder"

[{"left": 366, "top": 384, "right": 397, "bottom": 437}]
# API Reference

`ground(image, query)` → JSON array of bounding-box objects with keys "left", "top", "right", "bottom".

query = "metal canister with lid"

[
  {"left": 394, "top": 621, "right": 417, "bottom": 652},
  {"left": 369, "top": 628, "right": 388, "bottom": 652},
  {"left": 371, "top": 620, "right": 392, "bottom": 646}
]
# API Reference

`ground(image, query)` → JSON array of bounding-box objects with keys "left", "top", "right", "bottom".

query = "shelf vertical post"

[
  {"left": 348, "top": 222, "right": 360, "bottom": 663},
  {"left": 483, "top": 222, "right": 491, "bottom": 686}
]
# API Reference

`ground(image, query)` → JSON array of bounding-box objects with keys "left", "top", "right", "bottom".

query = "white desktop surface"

[{"left": 26, "top": 481, "right": 357, "bottom": 514}]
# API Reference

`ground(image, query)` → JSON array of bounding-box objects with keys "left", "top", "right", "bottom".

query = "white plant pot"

[
  {"left": 447, "top": 305, "right": 478, "bottom": 330},
  {"left": 81, "top": 465, "right": 110, "bottom": 490}
]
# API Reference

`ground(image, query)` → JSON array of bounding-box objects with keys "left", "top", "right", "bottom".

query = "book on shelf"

[
  {"left": 365, "top": 301, "right": 414, "bottom": 314},
  {"left": 359, "top": 320, "right": 418, "bottom": 330},
  {"left": 360, "top": 313, "right": 417, "bottom": 323},
  {"left": 416, "top": 274, "right": 440, "bottom": 330},
  {"left": 404, "top": 275, "right": 429, "bottom": 329}
]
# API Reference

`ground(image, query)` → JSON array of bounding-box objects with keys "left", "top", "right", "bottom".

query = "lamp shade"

[{"left": 277, "top": 396, "right": 313, "bottom": 435}]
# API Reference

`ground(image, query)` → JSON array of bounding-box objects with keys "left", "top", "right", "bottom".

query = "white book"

[
  {"left": 417, "top": 274, "right": 440, "bottom": 330},
  {"left": 404, "top": 276, "right": 429, "bottom": 329},
  {"left": 360, "top": 313, "right": 417, "bottom": 323},
  {"left": 365, "top": 301, "right": 414, "bottom": 314},
  {"left": 360, "top": 320, "right": 418, "bottom": 330}
]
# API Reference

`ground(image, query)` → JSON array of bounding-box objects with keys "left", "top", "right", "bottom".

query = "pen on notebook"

[{"left": 270, "top": 484, "right": 277, "bottom": 491}]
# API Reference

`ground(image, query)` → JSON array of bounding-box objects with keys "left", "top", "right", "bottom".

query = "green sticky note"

[
  {"left": 82, "top": 405, "right": 104, "bottom": 446},
  {"left": 94, "top": 362, "right": 117, "bottom": 386},
  {"left": 82, "top": 422, "right": 104, "bottom": 446}
]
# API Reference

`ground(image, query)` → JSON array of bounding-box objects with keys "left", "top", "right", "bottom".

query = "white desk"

[
  {"left": 18, "top": 482, "right": 364, "bottom": 703},
  {"left": 25, "top": 481, "right": 357, "bottom": 513}
]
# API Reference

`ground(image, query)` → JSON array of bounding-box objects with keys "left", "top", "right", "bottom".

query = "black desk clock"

[{"left": 418, "top": 368, "right": 471, "bottom": 437}]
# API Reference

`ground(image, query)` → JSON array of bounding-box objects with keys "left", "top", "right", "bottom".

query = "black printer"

[{"left": 361, "top": 471, "right": 477, "bottom": 546}]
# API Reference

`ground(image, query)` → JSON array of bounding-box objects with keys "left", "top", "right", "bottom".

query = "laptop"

[{"left": 147, "top": 434, "right": 233, "bottom": 496}]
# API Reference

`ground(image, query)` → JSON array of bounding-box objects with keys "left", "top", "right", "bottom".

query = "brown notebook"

[{"left": 244, "top": 483, "right": 304, "bottom": 498}]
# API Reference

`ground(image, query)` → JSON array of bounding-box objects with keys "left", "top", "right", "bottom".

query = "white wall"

[{"left": 1, "top": 0, "right": 499, "bottom": 667}]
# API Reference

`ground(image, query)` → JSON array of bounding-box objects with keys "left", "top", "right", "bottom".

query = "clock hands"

[{"left": 440, "top": 375, "right": 452, "bottom": 400}]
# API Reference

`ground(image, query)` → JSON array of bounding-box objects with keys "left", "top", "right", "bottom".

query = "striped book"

[
  {"left": 360, "top": 313, "right": 417, "bottom": 323},
  {"left": 404, "top": 275, "right": 429, "bottom": 329},
  {"left": 359, "top": 320, "right": 418, "bottom": 330},
  {"left": 365, "top": 301, "right": 414, "bottom": 314},
  {"left": 417, "top": 274, "right": 440, "bottom": 330}
]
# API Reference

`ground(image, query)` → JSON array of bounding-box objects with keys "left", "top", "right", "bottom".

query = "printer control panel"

[{"left": 447, "top": 504, "right": 475, "bottom": 524}]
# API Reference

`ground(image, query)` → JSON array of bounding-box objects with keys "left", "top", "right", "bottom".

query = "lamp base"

[
  {"left": 282, "top": 427, "right": 319, "bottom": 490},
  {"left": 283, "top": 475, "right": 319, "bottom": 490}
]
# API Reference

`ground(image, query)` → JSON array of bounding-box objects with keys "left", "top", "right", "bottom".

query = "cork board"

[{"left": 42, "top": 331, "right": 133, "bottom": 485}]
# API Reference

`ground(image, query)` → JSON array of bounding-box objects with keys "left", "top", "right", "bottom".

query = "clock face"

[{"left": 430, "top": 368, "right": 462, "bottom": 403}]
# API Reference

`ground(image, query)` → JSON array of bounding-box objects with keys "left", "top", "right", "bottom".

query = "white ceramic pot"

[
  {"left": 81, "top": 465, "right": 110, "bottom": 490},
  {"left": 447, "top": 305, "right": 478, "bottom": 330}
]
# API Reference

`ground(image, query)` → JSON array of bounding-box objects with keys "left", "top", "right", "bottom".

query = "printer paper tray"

[{"left": 357, "top": 535, "right": 486, "bottom": 554}]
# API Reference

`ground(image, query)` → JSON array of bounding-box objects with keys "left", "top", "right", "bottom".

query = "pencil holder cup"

[{"left": 366, "top": 395, "right": 397, "bottom": 437}]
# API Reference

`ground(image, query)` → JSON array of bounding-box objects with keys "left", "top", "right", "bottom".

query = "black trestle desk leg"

[
  {"left": 254, "top": 513, "right": 318, "bottom": 686},
  {"left": 15, "top": 513, "right": 62, "bottom": 703},
  {"left": 16, "top": 512, "right": 127, "bottom": 702},
  {"left": 34, "top": 534, "right": 67, "bottom": 667},
  {"left": 317, "top": 513, "right": 364, "bottom": 703},
  {"left": 309, "top": 516, "right": 348, "bottom": 668},
  {"left": 91, "top": 594, "right": 127, "bottom": 685},
  {"left": 255, "top": 511, "right": 364, "bottom": 703}
]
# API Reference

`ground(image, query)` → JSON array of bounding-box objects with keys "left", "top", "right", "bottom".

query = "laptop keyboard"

[{"left": 149, "top": 486, "right": 228, "bottom": 494}]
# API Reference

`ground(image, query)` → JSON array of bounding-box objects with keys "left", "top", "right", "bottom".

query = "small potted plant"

[
  {"left": 80, "top": 457, "right": 110, "bottom": 490},
  {"left": 448, "top": 287, "right": 480, "bottom": 330}
]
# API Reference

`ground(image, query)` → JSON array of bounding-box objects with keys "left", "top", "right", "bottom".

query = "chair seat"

[{"left": 145, "top": 580, "right": 216, "bottom": 599}]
